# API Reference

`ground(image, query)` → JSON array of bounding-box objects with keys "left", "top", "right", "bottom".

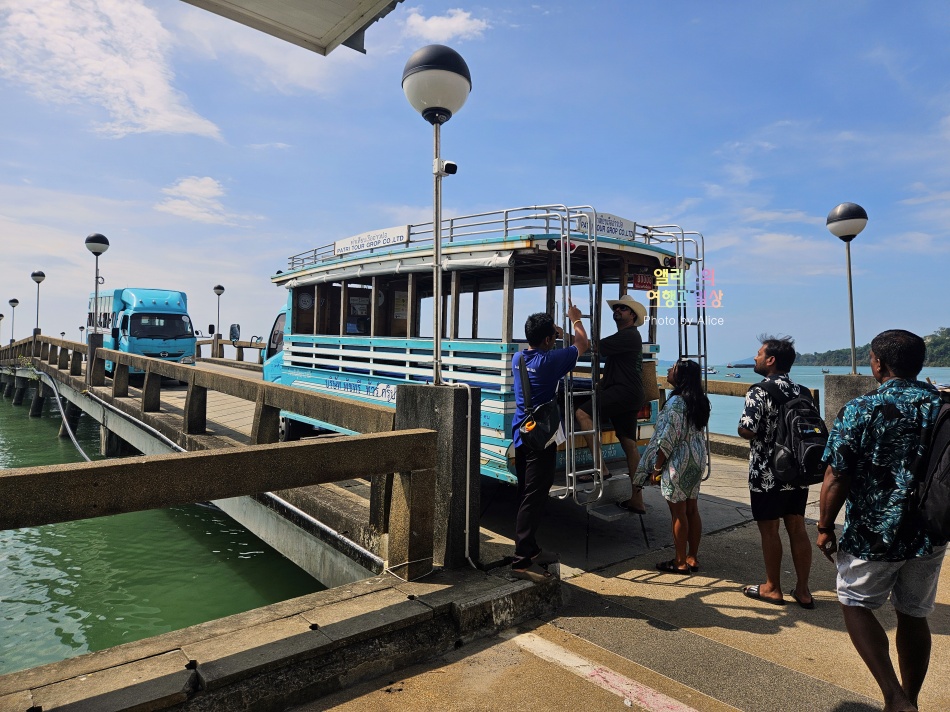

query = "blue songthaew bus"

[
  {"left": 87, "top": 288, "right": 197, "bottom": 374},
  {"left": 261, "top": 204, "right": 710, "bottom": 515}
]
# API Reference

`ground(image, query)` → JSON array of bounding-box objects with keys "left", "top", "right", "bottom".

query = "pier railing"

[
  {"left": 196, "top": 337, "right": 266, "bottom": 362},
  {"left": 1, "top": 335, "right": 817, "bottom": 411},
  {"left": 0, "top": 332, "right": 438, "bottom": 580}
]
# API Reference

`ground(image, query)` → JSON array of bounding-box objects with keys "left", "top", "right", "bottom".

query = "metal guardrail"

[{"left": 285, "top": 204, "right": 669, "bottom": 270}]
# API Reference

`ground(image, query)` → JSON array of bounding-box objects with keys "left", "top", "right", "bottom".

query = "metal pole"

[
  {"left": 217, "top": 295, "right": 221, "bottom": 339},
  {"left": 9, "top": 307, "right": 14, "bottom": 344},
  {"left": 845, "top": 241, "right": 856, "bottom": 375},
  {"left": 35, "top": 282, "right": 40, "bottom": 330},
  {"left": 432, "top": 121, "right": 443, "bottom": 385},
  {"left": 93, "top": 254, "right": 100, "bottom": 337}
]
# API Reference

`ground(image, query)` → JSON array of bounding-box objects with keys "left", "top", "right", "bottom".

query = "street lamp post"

[
  {"left": 79, "top": 325, "right": 85, "bottom": 343},
  {"left": 84, "top": 233, "right": 110, "bottom": 336},
  {"left": 213, "top": 285, "right": 225, "bottom": 358},
  {"left": 31, "top": 270, "right": 45, "bottom": 331},
  {"left": 8, "top": 299, "right": 18, "bottom": 344},
  {"left": 826, "top": 203, "right": 868, "bottom": 375},
  {"left": 213, "top": 285, "right": 225, "bottom": 335},
  {"left": 402, "top": 44, "right": 471, "bottom": 385}
]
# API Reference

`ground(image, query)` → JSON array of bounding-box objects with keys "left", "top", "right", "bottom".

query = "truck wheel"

[{"left": 279, "top": 417, "right": 312, "bottom": 442}]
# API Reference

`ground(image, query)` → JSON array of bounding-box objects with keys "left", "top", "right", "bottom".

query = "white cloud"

[
  {"left": 248, "top": 142, "right": 291, "bottom": 150},
  {"left": 713, "top": 229, "right": 842, "bottom": 282},
  {"left": 738, "top": 207, "right": 823, "bottom": 226},
  {"left": 378, "top": 203, "right": 435, "bottom": 227},
  {"left": 154, "top": 176, "right": 261, "bottom": 226},
  {"left": 0, "top": 0, "right": 219, "bottom": 138},
  {"left": 901, "top": 187, "right": 950, "bottom": 206},
  {"left": 879, "top": 231, "right": 950, "bottom": 253},
  {"left": 404, "top": 7, "right": 490, "bottom": 43}
]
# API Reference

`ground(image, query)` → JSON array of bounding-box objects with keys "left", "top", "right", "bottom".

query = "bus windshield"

[{"left": 129, "top": 314, "right": 194, "bottom": 339}]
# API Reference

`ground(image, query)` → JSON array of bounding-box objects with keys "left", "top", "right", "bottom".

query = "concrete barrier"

[{"left": 0, "top": 429, "right": 436, "bottom": 530}]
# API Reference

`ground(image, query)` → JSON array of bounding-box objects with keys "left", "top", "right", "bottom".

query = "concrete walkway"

[{"left": 297, "top": 454, "right": 950, "bottom": 712}]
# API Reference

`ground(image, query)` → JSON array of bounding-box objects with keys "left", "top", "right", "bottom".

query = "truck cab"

[{"left": 89, "top": 288, "right": 197, "bottom": 374}]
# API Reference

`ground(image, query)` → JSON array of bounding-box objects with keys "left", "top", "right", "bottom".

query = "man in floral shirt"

[
  {"left": 737, "top": 335, "right": 814, "bottom": 608},
  {"left": 818, "top": 330, "right": 945, "bottom": 712}
]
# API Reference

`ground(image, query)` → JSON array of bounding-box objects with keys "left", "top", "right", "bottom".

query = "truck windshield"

[{"left": 129, "top": 314, "right": 194, "bottom": 339}]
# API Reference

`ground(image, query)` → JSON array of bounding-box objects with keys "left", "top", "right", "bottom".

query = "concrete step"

[{"left": 586, "top": 503, "right": 628, "bottom": 522}]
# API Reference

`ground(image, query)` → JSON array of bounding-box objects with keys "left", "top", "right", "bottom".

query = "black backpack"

[
  {"left": 915, "top": 396, "right": 950, "bottom": 544},
  {"left": 759, "top": 380, "right": 829, "bottom": 486}
]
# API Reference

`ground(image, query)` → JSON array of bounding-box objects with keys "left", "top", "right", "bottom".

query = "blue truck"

[{"left": 88, "top": 288, "right": 196, "bottom": 374}]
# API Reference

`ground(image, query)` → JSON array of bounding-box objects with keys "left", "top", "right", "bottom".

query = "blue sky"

[{"left": 1, "top": 1, "right": 948, "bottom": 364}]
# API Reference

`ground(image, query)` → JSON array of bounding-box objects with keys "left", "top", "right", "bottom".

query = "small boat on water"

[
  {"left": 727, "top": 373, "right": 741, "bottom": 378},
  {"left": 703, "top": 367, "right": 718, "bottom": 374},
  {"left": 726, "top": 363, "right": 734, "bottom": 368},
  {"left": 821, "top": 368, "right": 830, "bottom": 374}
]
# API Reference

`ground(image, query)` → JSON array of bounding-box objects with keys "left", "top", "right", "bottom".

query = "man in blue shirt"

[
  {"left": 511, "top": 303, "right": 588, "bottom": 582},
  {"left": 819, "top": 329, "right": 945, "bottom": 712}
]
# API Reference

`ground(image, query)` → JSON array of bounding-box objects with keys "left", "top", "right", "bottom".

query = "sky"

[{"left": 1, "top": 1, "right": 949, "bottom": 364}]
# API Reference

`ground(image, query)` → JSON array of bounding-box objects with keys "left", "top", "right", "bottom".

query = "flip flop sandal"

[
  {"left": 616, "top": 501, "right": 647, "bottom": 515},
  {"left": 532, "top": 550, "right": 559, "bottom": 567},
  {"left": 687, "top": 562, "right": 700, "bottom": 572},
  {"left": 790, "top": 589, "right": 816, "bottom": 609},
  {"left": 511, "top": 562, "right": 555, "bottom": 583},
  {"left": 655, "top": 559, "right": 691, "bottom": 575},
  {"left": 742, "top": 584, "right": 786, "bottom": 606}
]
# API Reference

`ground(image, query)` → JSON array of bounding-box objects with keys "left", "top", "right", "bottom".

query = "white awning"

[{"left": 181, "top": 0, "right": 404, "bottom": 55}]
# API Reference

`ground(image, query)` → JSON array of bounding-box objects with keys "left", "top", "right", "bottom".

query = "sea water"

[
  {"left": 704, "top": 365, "right": 950, "bottom": 436},
  {"left": 0, "top": 391, "right": 324, "bottom": 675}
]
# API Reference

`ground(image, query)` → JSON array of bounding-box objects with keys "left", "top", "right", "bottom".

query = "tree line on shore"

[{"left": 796, "top": 327, "right": 950, "bottom": 368}]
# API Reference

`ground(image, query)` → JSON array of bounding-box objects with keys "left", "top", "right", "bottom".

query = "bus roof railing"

[{"left": 285, "top": 204, "right": 682, "bottom": 271}]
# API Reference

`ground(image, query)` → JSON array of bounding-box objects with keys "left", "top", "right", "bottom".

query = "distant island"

[{"left": 795, "top": 327, "right": 950, "bottom": 367}]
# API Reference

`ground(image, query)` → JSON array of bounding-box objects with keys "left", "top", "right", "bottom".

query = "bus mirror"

[
  {"left": 229, "top": 324, "right": 240, "bottom": 343},
  {"left": 111, "top": 327, "right": 119, "bottom": 340},
  {"left": 209, "top": 324, "right": 215, "bottom": 336}
]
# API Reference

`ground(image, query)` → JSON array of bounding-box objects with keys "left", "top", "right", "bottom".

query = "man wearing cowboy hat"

[{"left": 576, "top": 294, "right": 648, "bottom": 513}]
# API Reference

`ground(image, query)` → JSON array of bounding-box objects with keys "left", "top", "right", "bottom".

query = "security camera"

[{"left": 433, "top": 159, "right": 458, "bottom": 177}]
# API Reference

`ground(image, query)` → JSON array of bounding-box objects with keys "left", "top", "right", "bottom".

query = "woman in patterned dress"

[{"left": 634, "top": 359, "right": 710, "bottom": 574}]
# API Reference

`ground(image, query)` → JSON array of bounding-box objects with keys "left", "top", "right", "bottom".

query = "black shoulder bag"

[{"left": 517, "top": 352, "right": 562, "bottom": 452}]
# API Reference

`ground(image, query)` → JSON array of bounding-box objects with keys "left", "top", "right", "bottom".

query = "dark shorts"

[
  {"left": 750, "top": 486, "right": 809, "bottom": 521},
  {"left": 576, "top": 388, "right": 641, "bottom": 441}
]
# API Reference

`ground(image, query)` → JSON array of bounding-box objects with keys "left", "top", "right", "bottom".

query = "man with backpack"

[
  {"left": 817, "top": 330, "right": 945, "bottom": 712},
  {"left": 510, "top": 305, "right": 589, "bottom": 583},
  {"left": 737, "top": 335, "right": 815, "bottom": 608}
]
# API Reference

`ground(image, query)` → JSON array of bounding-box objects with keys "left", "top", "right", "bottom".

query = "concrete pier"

[
  {"left": 394, "top": 384, "right": 481, "bottom": 570},
  {"left": 100, "top": 424, "right": 140, "bottom": 457},
  {"left": 58, "top": 402, "right": 82, "bottom": 438},
  {"left": 11, "top": 376, "right": 28, "bottom": 406},
  {"left": 823, "top": 373, "right": 877, "bottom": 428},
  {"left": 28, "top": 381, "right": 48, "bottom": 417}
]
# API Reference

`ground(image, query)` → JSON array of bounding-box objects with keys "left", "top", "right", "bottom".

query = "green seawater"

[{"left": 0, "top": 386, "right": 324, "bottom": 675}]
